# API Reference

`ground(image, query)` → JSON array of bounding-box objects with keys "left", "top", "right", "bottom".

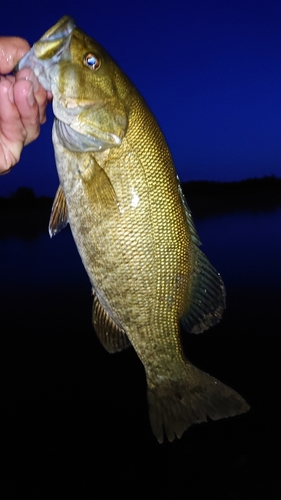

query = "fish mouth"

[
  {"left": 14, "top": 43, "right": 71, "bottom": 92},
  {"left": 14, "top": 48, "right": 51, "bottom": 89},
  {"left": 14, "top": 16, "right": 76, "bottom": 90},
  {"left": 38, "top": 15, "right": 75, "bottom": 44}
]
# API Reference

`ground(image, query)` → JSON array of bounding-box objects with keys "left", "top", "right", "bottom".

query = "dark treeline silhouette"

[
  {"left": 1, "top": 176, "right": 281, "bottom": 238},
  {"left": 182, "top": 175, "right": 281, "bottom": 218},
  {"left": 0, "top": 186, "right": 52, "bottom": 210},
  {"left": 0, "top": 187, "right": 52, "bottom": 240}
]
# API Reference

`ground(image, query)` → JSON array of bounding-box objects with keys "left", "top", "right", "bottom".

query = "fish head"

[{"left": 16, "top": 16, "right": 130, "bottom": 152}]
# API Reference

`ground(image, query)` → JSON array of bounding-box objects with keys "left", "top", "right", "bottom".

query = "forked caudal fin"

[{"left": 147, "top": 364, "right": 250, "bottom": 443}]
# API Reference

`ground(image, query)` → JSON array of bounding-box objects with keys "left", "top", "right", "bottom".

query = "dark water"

[
  {"left": 1, "top": 210, "right": 280, "bottom": 498},
  {"left": 197, "top": 210, "right": 281, "bottom": 288}
]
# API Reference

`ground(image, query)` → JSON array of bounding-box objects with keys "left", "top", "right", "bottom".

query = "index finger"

[{"left": 0, "top": 37, "right": 30, "bottom": 74}]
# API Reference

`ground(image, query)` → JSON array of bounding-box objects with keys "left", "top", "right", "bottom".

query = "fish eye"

[{"left": 83, "top": 53, "right": 101, "bottom": 70}]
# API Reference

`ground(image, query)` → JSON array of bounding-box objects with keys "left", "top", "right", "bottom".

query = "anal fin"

[
  {"left": 49, "top": 185, "right": 69, "bottom": 237},
  {"left": 92, "top": 292, "right": 131, "bottom": 353}
]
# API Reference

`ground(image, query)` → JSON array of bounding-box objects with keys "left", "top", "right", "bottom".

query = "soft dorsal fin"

[
  {"left": 49, "top": 185, "right": 68, "bottom": 237},
  {"left": 181, "top": 247, "right": 226, "bottom": 334},
  {"left": 92, "top": 292, "right": 131, "bottom": 353},
  {"left": 177, "top": 179, "right": 226, "bottom": 334}
]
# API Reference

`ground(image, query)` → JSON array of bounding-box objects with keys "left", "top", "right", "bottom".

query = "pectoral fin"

[
  {"left": 181, "top": 248, "right": 226, "bottom": 334},
  {"left": 92, "top": 292, "right": 131, "bottom": 353},
  {"left": 48, "top": 185, "right": 69, "bottom": 237},
  {"left": 81, "top": 155, "right": 121, "bottom": 215},
  {"left": 92, "top": 158, "right": 119, "bottom": 208}
]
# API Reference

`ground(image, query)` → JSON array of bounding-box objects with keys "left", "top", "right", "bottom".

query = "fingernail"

[
  {"left": 27, "top": 87, "right": 35, "bottom": 106},
  {"left": 29, "top": 74, "right": 39, "bottom": 93}
]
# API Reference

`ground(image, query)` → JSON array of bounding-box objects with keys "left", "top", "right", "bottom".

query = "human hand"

[{"left": 0, "top": 37, "right": 51, "bottom": 174}]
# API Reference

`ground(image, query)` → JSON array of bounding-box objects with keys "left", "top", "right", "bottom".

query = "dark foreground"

[{"left": 1, "top": 275, "right": 279, "bottom": 498}]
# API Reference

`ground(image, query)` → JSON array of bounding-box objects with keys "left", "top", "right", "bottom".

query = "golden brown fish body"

[{"left": 17, "top": 17, "right": 249, "bottom": 442}]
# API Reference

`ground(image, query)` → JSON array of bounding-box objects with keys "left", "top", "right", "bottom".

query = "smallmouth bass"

[{"left": 17, "top": 16, "right": 249, "bottom": 442}]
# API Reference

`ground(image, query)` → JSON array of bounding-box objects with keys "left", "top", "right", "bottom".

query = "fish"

[{"left": 16, "top": 16, "right": 249, "bottom": 442}]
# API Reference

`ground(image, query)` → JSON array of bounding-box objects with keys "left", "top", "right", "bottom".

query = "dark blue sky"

[{"left": 1, "top": 0, "right": 281, "bottom": 196}]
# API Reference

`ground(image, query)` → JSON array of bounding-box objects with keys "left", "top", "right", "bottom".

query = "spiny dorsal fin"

[
  {"left": 49, "top": 185, "right": 68, "bottom": 238},
  {"left": 92, "top": 292, "right": 131, "bottom": 353},
  {"left": 181, "top": 247, "right": 226, "bottom": 334},
  {"left": 177, "top": 181, "right": 201, "bottom": 246}
]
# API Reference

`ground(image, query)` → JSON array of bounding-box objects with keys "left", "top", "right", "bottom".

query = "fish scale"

[
  {"left": 97, "top": 96, "right": 190, "bottom": 345},
  {"left": 17, "top": 16, "right": 249, "bottom": 442}
]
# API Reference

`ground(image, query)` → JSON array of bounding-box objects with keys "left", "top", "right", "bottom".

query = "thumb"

[{"left": 0, "top": 37, "right": 30, "bottom": 74}]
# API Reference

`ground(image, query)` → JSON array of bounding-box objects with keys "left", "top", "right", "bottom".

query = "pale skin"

[{"left": 0, "top": 37, "right": 51, "bottom": 174}]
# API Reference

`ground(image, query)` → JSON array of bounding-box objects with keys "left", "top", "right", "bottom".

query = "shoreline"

[{"left": 1, "top": 176, "right": 280, "bottom": 238}]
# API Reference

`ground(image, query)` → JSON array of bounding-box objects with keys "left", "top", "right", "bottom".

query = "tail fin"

[{"left": 147, "top": 364, "right": 249, "bottom": 443}]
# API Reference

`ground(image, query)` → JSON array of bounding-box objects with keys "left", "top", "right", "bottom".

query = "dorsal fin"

[
  {"left": 177, "top": 179, "right": 226, "bottom": 334},
  {"left": 177, "top": 181, "right": 201, "bottom": 246},
  {"left": 92, "top": 292, "right": 131, "bottom": 353},
  {"left": 49, "top": 185, "right": 68, "bottom": 237},
  {"left": 181, "top": 247, "right": 226, "bottom": 334}
]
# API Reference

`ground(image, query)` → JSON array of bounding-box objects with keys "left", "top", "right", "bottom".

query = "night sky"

[{"left": 1, "top": 0, "right": 281, "bottom": 197}]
